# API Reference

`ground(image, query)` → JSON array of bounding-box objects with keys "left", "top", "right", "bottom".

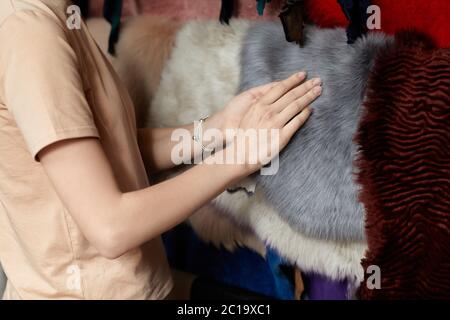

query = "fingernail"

[
  {"left": 312, "top": 78, "right": 322, "bottom": 85},
  {"left": 313, "top": 86, "right": 322, "bottom": 94},
  {"left": 297, "top": 71, "right": 306, "bottom": 78}
]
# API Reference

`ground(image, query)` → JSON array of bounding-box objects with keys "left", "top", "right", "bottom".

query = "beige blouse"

[{"left": 0, "top": 0, "right": 172, "bottom": 299}]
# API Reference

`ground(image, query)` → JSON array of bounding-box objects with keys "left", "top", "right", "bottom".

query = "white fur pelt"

[
  {"left": 148, "top": 19, "right": 367, "bottom": 283},
  {"left": 148, "top": 19, "right": 251, "bottom": 127},
  {"left": 87, "top": 16, "right": 181, "bottom": 127},
  {"left": 188, "top": 207, "right": 266, "bottom": 257},
  {"left": 212, "top": 189, "right": 367, "bottom": 284},
  {"left": 148, "top": 20, "right": 269, "bottom": 255}
]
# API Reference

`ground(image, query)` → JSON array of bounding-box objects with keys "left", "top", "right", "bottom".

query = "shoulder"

[
  {"left": 0, "top": 8, "right": 72, "bottom": 66},
  {"left": 0, "top": 4, "right": 79, "bottom": 90},
  {"left": 0, "top": 4, "right": 67, "bottom": 39}
]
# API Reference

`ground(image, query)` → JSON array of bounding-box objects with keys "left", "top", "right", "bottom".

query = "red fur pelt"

[
  {"left": 356, "top": 32, "right": 450, "bottom": 299},
  {"left": 306, "top": 0, "right": 450, "bottom": 48}
]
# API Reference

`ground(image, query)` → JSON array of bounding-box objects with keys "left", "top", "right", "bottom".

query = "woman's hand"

[
  {"left": 213, "top": 72, "right": 323, "bottom": 176},
  {"left": 206, "top": 82, "right": 277, "bottom": 133},
  {"left": 210, "top": 72, "right": 320, "bottom": 131}
]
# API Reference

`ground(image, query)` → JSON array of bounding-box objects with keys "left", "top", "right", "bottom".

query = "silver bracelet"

[{"left": 192, "top": 116, "right": 215, "bottom": 153}]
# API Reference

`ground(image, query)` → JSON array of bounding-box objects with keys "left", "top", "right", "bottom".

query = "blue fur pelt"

[{"left": 240, "top": 23, "right": 393, "bottom": 241}]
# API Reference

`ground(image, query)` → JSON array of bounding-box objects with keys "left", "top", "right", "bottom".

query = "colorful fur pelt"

[
  {"left": 356, "top": 32, "right": 450, "bottom": 299},
  {"left": 92, "top": 14, "right": 449, "bottom": 299},
  {"left": 148, "top": 19, "right": 250, "bottom": 128},
  {"left": 146, "top": 19, "right": 367, "bottom": 285},
  {"left": 241, "top": 23, "right": 393, "bottom": 242},
  {"left": 210, "top": 188, "right": 367, "bottom": 287}
]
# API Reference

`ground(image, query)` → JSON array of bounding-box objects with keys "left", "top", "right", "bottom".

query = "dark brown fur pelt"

[{"left": 356, "top": 31, "right": 450, "bottom": 299}]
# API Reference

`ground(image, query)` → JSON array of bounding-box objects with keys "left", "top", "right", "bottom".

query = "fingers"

[
  {"left": 251, "top": 82, "right": 279, "bottom": 95},
  {"left": 273, "top": 77, "right": 321, "bottom": 112},
  {"left": 247, "top": 82, "right": 279, "bottom": 102},
  {"left": 260, "top": 72, "right": 306, "bottom": 105},
  {"left": 277, "top": 85, "right": 322, "bottom": 126},
  {"left": 281, "top": 107, "right": 312, "bottom": 144}
]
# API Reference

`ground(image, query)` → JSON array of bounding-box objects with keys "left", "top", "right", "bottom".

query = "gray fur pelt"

[{"left": 240, "top": 23, "right": 393, "bottom": 241}]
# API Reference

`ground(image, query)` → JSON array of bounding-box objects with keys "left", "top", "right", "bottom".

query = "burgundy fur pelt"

[{"left": 356, "top": 31, "right": 450, "bottom": 299}]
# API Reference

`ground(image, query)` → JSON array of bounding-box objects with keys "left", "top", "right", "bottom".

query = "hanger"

[
  {"left": 220, "top": 0, "right": 235, "bottom": 24},
  {"left": 103, "top": 0, "right": 123, "bottom": 55},
  {"left": 338, "top": 0, "right": 371, "bottom": 44},
  {"left": 279, "top": 0, "right": 306, "bottom": 47}
]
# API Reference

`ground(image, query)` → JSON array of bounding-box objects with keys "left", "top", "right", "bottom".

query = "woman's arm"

[
  {"left": 138, "top": 76, "right": 321, "bottom": 172},
  {"left": 40, "top": 137, "right": 244, "bottom": 259},
  {"left": 39, "top": 73, "right": 321, "bottom": 259},
  {"left": 138, "top": 118, "right": 223, "bottom": 174}
]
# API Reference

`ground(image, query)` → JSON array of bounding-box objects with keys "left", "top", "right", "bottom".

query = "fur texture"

[
  {"left": 88, "top": 15, "right": 180, "bottom": 127},
  {"left": 146, "top": 19, "right": 265, "bottom": 254},
  {"left": 188, "top": 206, "right": 266, "bottom": 256},
  {"left": 147, "top": 20, "right": 367, "bottom": 282},
  {"left": 148, "top": 19, "right": 251, "bottom": 127},
  {"left": 356, "top": 32, "right": 450, "bottom": 299},
  {"left": 115, "top": 16, "right": 181, "bottom": 127},
  {"left": 241, "top": 23, "right": 393, "bottom": 241},
  {"left": 305, "top": 0, "right": 450, "bottom": 48},
  {"left": 211, "top": 189, "right": 367, "bottom": 284},
  {"left": 93, "top": 12, "right": 449, "bottom": 298}
]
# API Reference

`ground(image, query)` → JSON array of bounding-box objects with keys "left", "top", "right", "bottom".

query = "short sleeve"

[{"left": 0, "top": 10, "right": 99, "bottom": 160}]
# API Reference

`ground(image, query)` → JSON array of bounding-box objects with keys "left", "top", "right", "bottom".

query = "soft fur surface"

[
  {"left": 145, "top": 19, "right": 266, "bottom": 254},
  {"left": 94, "top": 13, "right": 449, "bottom": 299},
  {"left": 88, "top": 15, "right": 180, "bottom": 127},
  {"left": 356, "top": 32, "right": 450, "bottom": 299},
  {"left": 241, "top": 23, "right": 393, "bottom": 241},
  {"left": 188, "top": 206, "right": 266, "bottom": 256},
  {"left": 210, "top": 188, "right": 367, "bottom": 284},
  {"left": 147, "top": 19, "right": 367, "bottom": 282},
  {"left": 304, "top": 0, "right": 347, "bottom": 28},
  {"left": 116, "top": 16, "right": 181, "bottom": 127},
  {"left": 305, "top": 0, "right": 450, "bottom": 48},
  {"left": 148, "top": 19, "right": 251, "bottom": 128}
]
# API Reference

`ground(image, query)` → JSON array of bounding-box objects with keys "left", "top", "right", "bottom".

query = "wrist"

[
  {"left": 204, "top": 113, "right": 224, "bottom": 133},
  {"left": 203, "top": 112, "right": 230, "bottom": 149},
  {"left": 203, "top": 147, "right": 250, "bottom": 182},
  {"left": 206, "top": 111, "right": 238, "bottom": 137}
]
